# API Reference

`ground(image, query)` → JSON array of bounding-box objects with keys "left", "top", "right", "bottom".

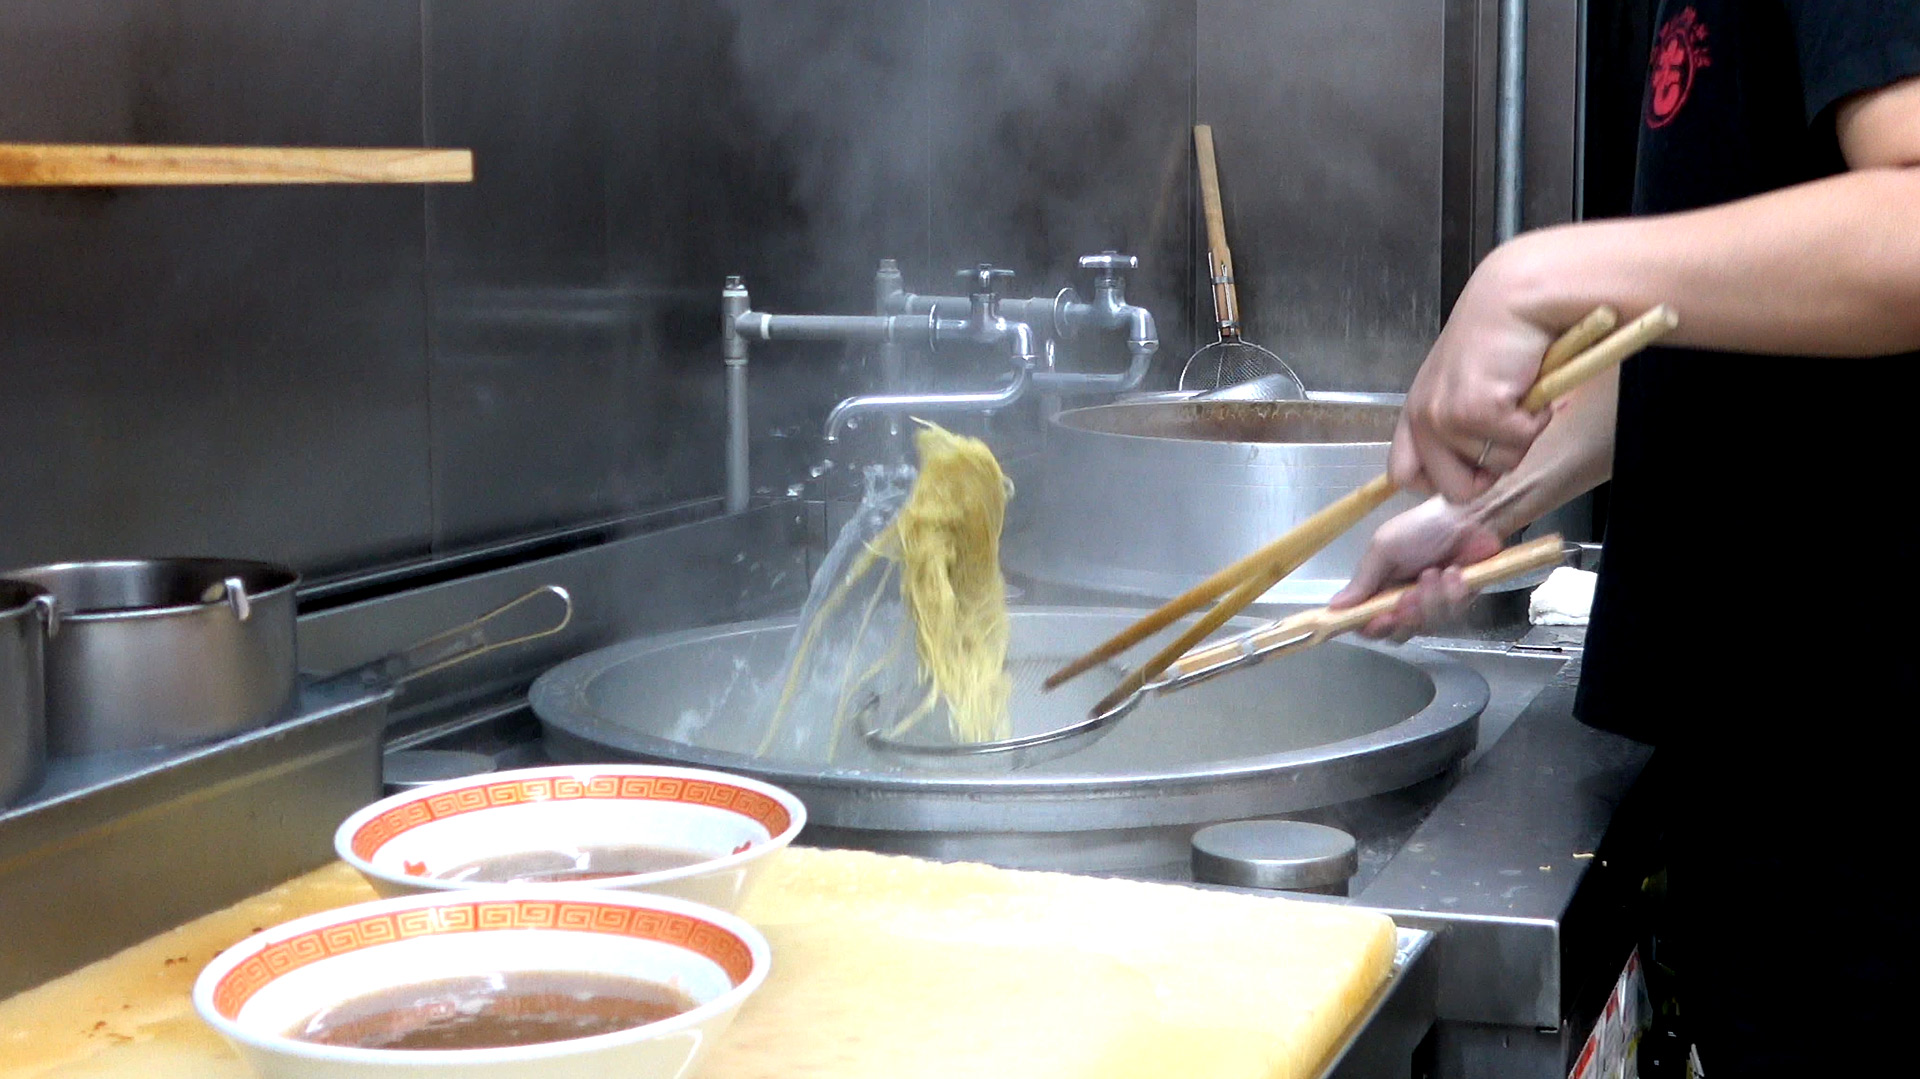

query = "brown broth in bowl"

[
  {"left": 433, "top": 844, "right": 711, "bottom": 884},
  {"left": 285, "top": 970, "right": 698, "bottom": 1050}
]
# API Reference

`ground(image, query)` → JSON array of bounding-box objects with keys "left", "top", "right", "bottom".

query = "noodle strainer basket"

[
  {"left": 862, "top": 537, "right": 1569, "bottom": 772},
  {"left": 1177, "top": 125, "right": 1307, "bottom": 400},
  {"left": 855, "top": 653, "right": 1128, "bottom": 773}
]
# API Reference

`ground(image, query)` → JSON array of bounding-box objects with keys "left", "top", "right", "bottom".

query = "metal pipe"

[
  {"left": 735, "top": 311, "right": 923, "bottom": 345},
  {"left": 888, "top": 291, "right": 955, "bottom": 316},
  {"left": 873, "top": 258, "right": 904, "bottom": 319},
  {"left": 875, "top": 340, "right": 907, "bottom": 443},
  {"left": 725, "top": 363, "right": 749, "bottom": 513},
  {"left": 816, "top": 314, "right": 1032, "bottom": 439},
  {"left": 894, "top": 293, "right": 1050, "bottom": 330},
  {"left": 1494, "top": 0, "right": 1528, "bottom": 243},
  {"left": 1031, "top": 337, "right": 1155, "bottom": 393},
  {"left": 736, "top": 297, "right": 1039, "bottom": 443},
  {"left": 890, "top": 289, "right": 1156, "bottom": 394},
  {"left": 874, "top": 260, "right": 907, "bottom": 442},
  {"left": 824, "top": 362, "right": 1032, "bottom": 442},
  {"left": 733, "top": 310, "right": 1038, "bottom": 364},
  {"left": 736, "top": 256, "right": 1157, "bottom": 448},
  {"left": 721, "top": 276, "right": 751, "bottom": 515}
]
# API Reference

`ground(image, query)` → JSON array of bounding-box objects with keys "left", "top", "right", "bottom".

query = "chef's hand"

[
  {"left": 1390, "top": 255, "right": 1560, "bottom": 503},
  {"left": 1328, "top": 497, "right": 1504, "bottom": 641}
]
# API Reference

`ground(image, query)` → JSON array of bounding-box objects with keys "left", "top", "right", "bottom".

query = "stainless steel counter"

[
  {"left": 1327, "top": 927, "right": 1441, "bottom": 1079},
  {"left": 0, "top": 503, "right": 1647, "bottom": 1079},
  {"left": 0, "top": 505, "right": 809, "bottom": 998},
  {"left": 362, "top": 503, "right": 1649, "bottom": 1079},
  {"left": 1190, "top": 633, "right": 1650, "bottom": 1079},
  {"left": 1351, "top": 649, "right": 1653, "bottom": 1076},
  {"left": 304, "top": 502, "right": 1652, "bottom": 1079},
  {"left": 0, "top": 679, "right": 393, "bottom": 998}
]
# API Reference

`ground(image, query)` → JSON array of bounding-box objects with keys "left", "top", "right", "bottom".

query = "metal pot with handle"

[
  {"left": 7, "top": 558, "right": 574, "bottom": 759},
  {"left": 1, "top": 580, "right": 59, "bottom": 805},
  {"left": 3, "top": 559, "right": 296, "bottom": 757}
]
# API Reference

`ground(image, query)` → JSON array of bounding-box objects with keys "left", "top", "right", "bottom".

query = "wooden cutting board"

[
  {"left": 0, "top": 850, "right": 1395, "bottom": 1079},
  {"left": 713, "top": 849, "right": 1396, "bottom": 1079}
]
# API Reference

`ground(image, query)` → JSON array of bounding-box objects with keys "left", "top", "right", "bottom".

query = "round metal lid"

[
  {"left": 1190, "top": 820, "right": 1359, "bottom": 890},
  {"left": 381, "top": 749, "right": 496, "bottom": 794}
]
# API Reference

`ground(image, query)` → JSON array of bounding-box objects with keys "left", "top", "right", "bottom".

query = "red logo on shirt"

[{"left": 1646, "top": 7, "right": 1711, "bottom": 128}]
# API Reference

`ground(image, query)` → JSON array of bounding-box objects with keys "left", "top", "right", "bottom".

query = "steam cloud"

[{"left": 719, "top": 0, "right": 1183, "bottom": 296}]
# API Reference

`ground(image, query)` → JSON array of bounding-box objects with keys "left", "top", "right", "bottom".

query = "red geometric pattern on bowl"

[
  {"left": 349, "top": 774, "right": 792, "bottom": 862},
  {"left": 211, "top": 898, "right": 754, "bottom": 1020}
]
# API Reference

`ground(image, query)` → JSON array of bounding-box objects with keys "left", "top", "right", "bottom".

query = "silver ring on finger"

[{"left": 1475, "top": 439, "right": 1494, "bottom": 469}]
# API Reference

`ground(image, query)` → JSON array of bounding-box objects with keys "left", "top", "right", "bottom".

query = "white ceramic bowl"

[
  {"left": 335, "top": 765, "right": 805, "bottom": 911},
  {"left": 192, "top": 886, "right": 770, "bottom": 1079}
]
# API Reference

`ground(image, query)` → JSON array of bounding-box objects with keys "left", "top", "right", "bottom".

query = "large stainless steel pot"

[
  {"left": 3, "top": 560, "right": 297, "bottom": 755},
  {"left": 1, "top": 581, "right": 58, "bottom": 804},
  {"left": 1008, "top": 399, "right": 1418, "bottom": 605},
  {"left": 532, "top": 607, "right": 1486, "bottom": 875}
]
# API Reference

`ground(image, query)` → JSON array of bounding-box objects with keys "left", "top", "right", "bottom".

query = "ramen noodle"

[{"left": 768, "top": 421, "right": 1013, "bottom": 751}]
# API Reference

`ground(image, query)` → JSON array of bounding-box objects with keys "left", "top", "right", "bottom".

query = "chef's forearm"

[
  {"left": 1471, "top": 369, "right": 1618, "bottom": 536},
  {"left": 1481, "top": 165, "right": 1920, "bottom": 359}
]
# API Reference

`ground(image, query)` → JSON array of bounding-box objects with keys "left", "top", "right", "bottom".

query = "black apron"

[{"left": 1575, "top": 2, "right": 1920, "bottom": 1073}]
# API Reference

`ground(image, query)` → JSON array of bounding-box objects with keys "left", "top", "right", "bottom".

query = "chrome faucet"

[
  {"left": 1051, "top": 252, "right": 1159, "bottom": 391},
  {"left": 719, "top": 256, "right": 1161, "bottom": 513},
  {"left": 879, "top": 252, "right": 1159, "bottom": 392},
  {"left": 724, "top": 263, "right": 1038, "bottom": 453},
  {"left": 819, "top": 265, "right": 1036, "bottom": 442}
]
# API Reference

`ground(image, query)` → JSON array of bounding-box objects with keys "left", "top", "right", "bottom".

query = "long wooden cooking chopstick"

[
  {"left": 1041, "top": 470, "right": 1392, "bottom": 693},
  {"left": 1085, "top": 305, "right": 1679, "bottom": 719},
  {"left": 1194, "top": 124, "right": 1240, "bottom": 340},
  {"left": 1044, "top": 305, "right": 1616, "bottom": 694},
  {"left": 1154, "top": 534, "right": 1571, "bottom": 694},
  {"left": 1540, "top": 305, "right": 1619, "bottom": 374},
  {"left": 1058, "top": 304, "right": 1676, "bottom": 713}
]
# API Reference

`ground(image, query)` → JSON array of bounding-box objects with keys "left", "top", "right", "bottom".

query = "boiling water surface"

[{"left": 557, "top": 611, "right": 1439, "bottom": 777}]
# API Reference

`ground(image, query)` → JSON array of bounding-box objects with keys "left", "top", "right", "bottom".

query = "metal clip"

[
  {"left": 199, "top": 576, "right": 253, "bottom": 621},
  {"left": 222, "top": 577, "right": 252, "bottom": 622},
  {"left": 31, "top": 592, "right": 59, "bottom": 639},
  {"left": 1160, "top": 625, "right": 1315, "bottom": 695}
]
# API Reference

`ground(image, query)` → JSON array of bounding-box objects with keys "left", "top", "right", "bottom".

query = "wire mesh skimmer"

[{"left": 1178, "top": 124, "right": 1307, "bottom": 399}]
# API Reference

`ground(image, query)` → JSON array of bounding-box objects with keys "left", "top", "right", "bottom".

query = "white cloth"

[{"left": 1528, "top": 566, "right": 1597, "bottom": 626}]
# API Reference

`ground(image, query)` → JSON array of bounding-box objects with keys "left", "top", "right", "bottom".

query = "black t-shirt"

[
  {"left": 1576, "top": 0, "right": 1920, "bottom": 749},
  {"left": 1577, "top": 14, "right": 1920, "bottom": 1068}
]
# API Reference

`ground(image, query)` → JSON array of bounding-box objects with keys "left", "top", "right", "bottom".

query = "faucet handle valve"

[
  {"left": 958, "top": 264, "right": 1016, "bottom": 297},
  {"left": 1078, "top": 251, "right": 1139, "bottom": 274}
]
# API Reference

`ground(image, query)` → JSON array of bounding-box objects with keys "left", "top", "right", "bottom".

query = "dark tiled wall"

[
  {"left": 3, "top": 0, "right": 1534, "bottom": 581},
  {"left": 0, "top": 1, "right": 1199, "bottom": 579},
  {"left": 0, "top": 1, "right": 431, "bottom": 577},
  {"left": 1197, "top": 0, "right": 1448, "bottom": 391}
]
